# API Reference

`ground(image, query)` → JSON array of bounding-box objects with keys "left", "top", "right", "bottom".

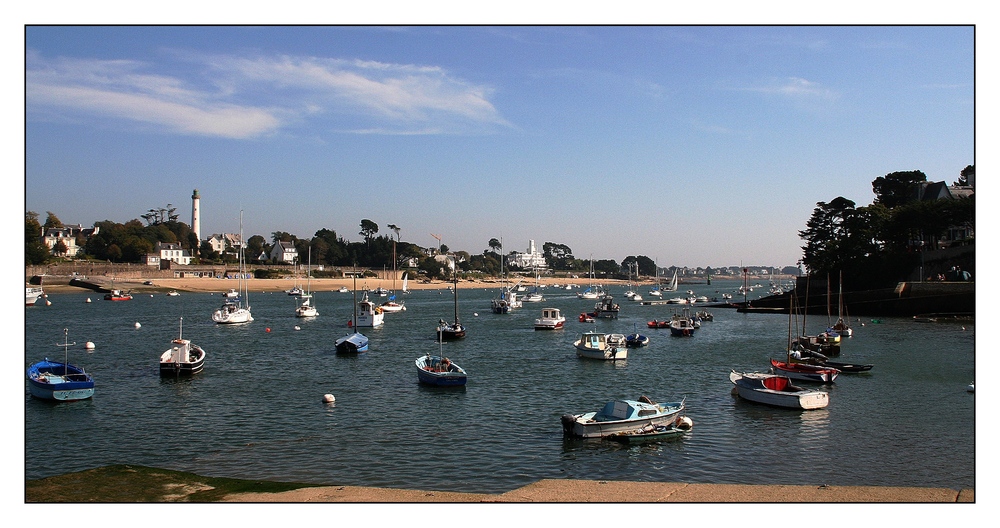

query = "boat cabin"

[{"left": 594, "top": 399, "right": 661, "bottom": 422}]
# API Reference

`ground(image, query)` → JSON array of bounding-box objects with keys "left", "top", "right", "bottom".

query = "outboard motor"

[{"left": 561, "top": 414, "right": 577, "bottom": 435}]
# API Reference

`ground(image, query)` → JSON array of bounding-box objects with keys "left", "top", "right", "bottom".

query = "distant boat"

[
  {"left": 534, "top": 307, "right": 566, "bottom": 330},
  {"left": 664, "top": 269, "right": 679, "bottom": 292},
  {"left": 669, "top": 307, "right": 699, "bottom": 336},
  {"left": 573, "top": 331, "right": 628, "bottom": 360},
  {"left": 436, "top": 258, "right": 466, "bottom": 341},
  {"left": 223, "top": 289, "right": 240, "bottom": 298},
  {"left": 26, "top": 286, "right": 45, "bottom": 306},
  {"left": 381, "top": 240, "right": 406, "bottom": 313},
  {"left": 625, "top": 324, "right": 649, "bottom": 347},
  {"left": 286, "top": 286, "right": 304, "bottom": 296},
  {"left": 336, "top": 272, "right": 369, "bottom": 354},
  {"left": 354, "top": 291, "right": 384, "bottom": 328},
  {"left": 104, "top": 289, "right": 133, "bottom": 301},
  {"left": 769, "top": 357, "right": 839, "bottom": 383},
  {"left": 295, "top": 248, "right": 318, "bottom": 318},
  {"left": 338, "top": 286, "right": 350, "bottom": 293},
  {"left": 415, "top": 329, "right": 468, "bottom": 386},
  {"left": 26, "top": 328, "right": 94, "bottom": 401},
  {"left": 166, "top": 291, "right": 180, "bottom": 297},
  {"left": 159, "top": 318, "right": 206, "bottom": 377},
  {"left": 591, "top": 293, "right": 620, "bottom": 319},
  {"left": 213, "top": 212, "right": 253, "bottom": 325},
  {"left": 729, "top": 371, "right": 829, "bottom": 410}
]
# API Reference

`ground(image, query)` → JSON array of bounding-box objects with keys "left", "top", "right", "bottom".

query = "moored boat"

[
  {"left": 104, "top": 289, "right": 133, "bottom": 301},
  {"left": 26, "top": 286, "right": 45, "bottom": 306},
  {"left": 573, "top": 331, "right": 628, "bottom": 360},
  {"left": 561, "top": 396, "right": 686, "bottom": 438},
  {"left": 337, "top": 272, "right": 370, "bottom": 353},
  {"left": 435, "top": 259, "right": 465, "bottom": 340},
  {"left": 213, "top": 212, "right": 252, "bottom": 324},
  {"left": 415, "top": 331, "right": 468, "bottom": 387},
  {"left": 729, "top": 371, "right": 829, "bottom": 410},
  {"left": 534, "top": 307, "right": 566, "bottom": 330},
  {"left": 591, "top": 294, "right": 620, "bottom": 319},
  {"left": 769, "top": 358, "right": 839, "bottom": 383},
  {"left": 159, "top": 318, "right": 206, "bottom": 376},
  {"left": 606, "top": 416, "right": 693, "bottom": 444},
  {"left": 26, "top": 329, "right": 94, "bottom": 401}
]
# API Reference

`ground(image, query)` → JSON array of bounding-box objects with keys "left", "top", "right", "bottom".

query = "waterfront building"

[{"left": 508, "top": 239, "right": 547, "bottom": 270}]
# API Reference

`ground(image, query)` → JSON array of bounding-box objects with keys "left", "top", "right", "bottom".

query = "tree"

[
  {"left": 798, "top": 197, "right": 858, "bottom": 275},
  {"left": 955, "top": 164, "right": 974, "bottom": 187},
  {"left": 542, "top": 242, "right": 574, "bottom": 270},
  {"left": 140, "top": 204, "right": 179, "bottom": 226},
  {"left": 199, "top": 240, "right": 219, "bottom": 262},
  {"left": 360, "top": 219, "right": 379, "bottom": 243},
  {"left": 872, "top": 170, "right": 927, "bottom": 208},
  {"left": 271, "top": 231, "right": 295, "bottom": 244},
  {"left": 43, "top": 211, "right": 63, "bottom": 230},
  {"left": 246, "top": 235, "right": 266, "bottom": 262},
  {"left": 488, "top": 238, "right": 502, "bottom": 255},
  {"left": 25, "top": 212, "right": 49, "bottom": 265}
]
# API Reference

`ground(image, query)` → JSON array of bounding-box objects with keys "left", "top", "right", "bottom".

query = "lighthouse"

[{"left": 191, "top": 189, "right": 201, "bottom": 241}]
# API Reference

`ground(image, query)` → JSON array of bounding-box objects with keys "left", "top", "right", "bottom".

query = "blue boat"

[
  {"left": 415, "top": 354, "right": 468, "bottom": 386},
  {"left": 336, "top": 272, "right": 370, "bottom": 354},
  {"left": 26, "top": 329, "right": 94, "bottom": 401}
]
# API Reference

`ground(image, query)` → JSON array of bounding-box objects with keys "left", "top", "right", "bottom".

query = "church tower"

[{"left": 191, "top": 189, "right": 201, "bottom": 242}]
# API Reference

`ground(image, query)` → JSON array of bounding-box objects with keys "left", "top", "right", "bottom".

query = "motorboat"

[
  {"left": 159, "top": 318, "right": 206, "bottom": 376},
  {"left": 26, "top": 286, "right": 45, "bottom": 306},
  {"left": 415, "top": 339, "right": 468, "bottom": 387},
  {"left": 561, "top": 396, "right": 686, "bottom": 438},
  {"left": 669, "top": 308, "right": 699, "bottom": 336},
  {"left": 337, "top": 273, "right": 370, "bottom": 353},
  {"left": 729, "top": 371, "right": 829, "bottom": 410},
  {"left": 354, "top": 291, "right": 384, "bottom": 328},
  {"left": 591, "top": 294, "right": 620, "bottom": 319},
  {"left": 104, "top": 289, "right": 133, "bottom": 301},
  {"left": 534, "top": 308, "right": 566, "bottom": 330},
  {"left": 573, "top": 331, "right": 628, "bottom": 360}
]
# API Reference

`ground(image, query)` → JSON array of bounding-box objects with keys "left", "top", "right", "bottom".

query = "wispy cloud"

[
  {"left": 749, "top": 77, "right": 839, "bottom": 101},
  {"left": 26, "top": 50, "right": 510, "bottom": 138}
]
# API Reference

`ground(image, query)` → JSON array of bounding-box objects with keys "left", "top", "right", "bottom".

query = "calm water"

[{"left": 24, "top": 280, "right": 975, "bottom": 494}]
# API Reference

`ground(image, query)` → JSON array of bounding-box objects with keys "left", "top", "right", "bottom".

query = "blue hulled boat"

[{"left": 26, "top": 329, "right": 94, "bottom": 401}]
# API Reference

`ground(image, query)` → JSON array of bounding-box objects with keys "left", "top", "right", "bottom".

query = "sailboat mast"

[{"left": 453, "top": 257, "right": 460, "bottom": 324}]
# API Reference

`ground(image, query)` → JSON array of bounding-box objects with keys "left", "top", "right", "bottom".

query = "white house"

[
  {"left": 269, "top": 241, "right": 298, "bottom": 264},
  {"left": 205, "top": 233, "right": 242, "bottom": 255},
  {"left": 145, "top": 241, "right": 192, "bottom": 266},
  {"left": 41, "top": 224, "right": 99, "bottom": 257},
  {"left": 508, "top": 239, "right": 547, "bottom": 269}
]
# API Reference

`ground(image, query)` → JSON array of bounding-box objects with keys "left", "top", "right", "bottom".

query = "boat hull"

[
  {"left": 335, "top": 332, "right": 369, "bottom": 354},
  {"left": 415, "top": 356, "right": 467, "bottom": 386},
  {"left": 26, "top": 361, "right": 94, "bottom": 401},
  {"left": 770, "top": 359, "right": 839, "bottom": 383},
  {"left": 562, "top": 400, "right": 685, "bottom": 438},
  {"left": 212, "top": 306, "right": 253, "bottom": 324},
  {"left": 607, "top": 422, "right": 691, "bottom": 444},
  {"left": 730, "top": 371, "right": 829, "bottom": 410}
]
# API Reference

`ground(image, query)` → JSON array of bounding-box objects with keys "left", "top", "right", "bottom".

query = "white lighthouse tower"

[{"left": 191, "top": 189, "right": 201, "bottom": 241}]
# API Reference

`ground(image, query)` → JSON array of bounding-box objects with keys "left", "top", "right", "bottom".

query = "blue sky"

[{"left": 22, "top": 24, "right": 974, "bottom": 269}]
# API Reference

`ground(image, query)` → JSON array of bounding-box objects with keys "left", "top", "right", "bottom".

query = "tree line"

[{"left": 798, "top": 165, "right": 974, "bottom": 289}]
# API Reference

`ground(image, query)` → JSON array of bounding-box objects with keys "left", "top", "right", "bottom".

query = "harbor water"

[{"left": 24, "top": 280, "right": 975, "bottom": 494}]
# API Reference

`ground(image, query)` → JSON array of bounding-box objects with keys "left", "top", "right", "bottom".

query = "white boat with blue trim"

[{"left": 561, "top": 396, "right": 686, "bottom": 438}]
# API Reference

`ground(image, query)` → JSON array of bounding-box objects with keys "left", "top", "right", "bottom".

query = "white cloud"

[{"left": 26, "top": 50, "right": 510, "bottom": 138}]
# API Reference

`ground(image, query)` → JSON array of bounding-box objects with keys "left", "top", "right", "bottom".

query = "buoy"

[
  {"left": 45, "top": 300, "right": 52, "bottom": 306},
  {"left": 85, "top": 298, "right": 91, "bottom": 303},
  {"left": 265, "top": 327, "right": 271, "bottom": 333},
  {"left": 678, "top": 416, "right": 694, "bottom": 429},
  {"left": 473, "top": 312, "right": 479, "bottom": 317},
  {"left": 150, "top": 294, "right": 154, "bottom": 298},
  {"left": 134, "top": 322, "right": 141, "bottom": 328},
  {"left": 967, "top": 383, "right": 974, "bottom": 392},
  {"left": 85, "top": 342, "right": 95, "bottom": 350},
  {"left": 294, "top": 326, "right": 301, "bottom": 331},
  {"left": 322, "top": 394, "right": 336, "bottom": 403}
]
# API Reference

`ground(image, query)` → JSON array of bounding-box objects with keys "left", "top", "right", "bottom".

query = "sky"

[{"left": 18, "top": 15, "right": 977, "bottom": 271}]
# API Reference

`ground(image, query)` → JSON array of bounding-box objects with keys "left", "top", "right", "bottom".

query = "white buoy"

[
  {"left": 150, "top": 294, "right": 154, "bottom": 298},
  {"left": 45, "top": 300, "right": 52, "bottom": 306},
  {"left": 294, "top": 326, "right": 301, "bottom": 331},
  {"left": 473, "top": 312, "right": 479, "bottom": 317},
  {"left": 85, "top": 342, "right": 95, "bottom": 350},
  {"left": 968, "top": 383, "right": 975, "bottom": 393},
  {"left": 85, "top": 298, "right": 92, "bottom": 303},
  {"left": 322, "top": 394, "right": 336, "bottom": 403},
  {"left": 134, "top": 322, "right": 141, "bottom": 328}
]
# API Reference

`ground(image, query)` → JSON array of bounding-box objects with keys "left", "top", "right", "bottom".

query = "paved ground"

[{"left": 221, "top": 479, "right": 975, "bottom": 503}]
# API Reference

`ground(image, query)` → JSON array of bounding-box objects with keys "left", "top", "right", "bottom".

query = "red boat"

[
  {"left": 647, "top": 320, "right": 670, "bottom": 329},
  {"left": 104, "top": 289, "right": 133, "bottom": 301},
  {"left": 579, "top": 313, "right": 595, "bottom": 323},
  {"left": 769, "top": 358, "right": 839, "bottom": 383}
]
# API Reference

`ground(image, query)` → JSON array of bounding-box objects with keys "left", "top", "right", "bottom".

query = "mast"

[
  {"left": 453, "top": 256, "right": 460, "bottom": 325},
  {"left": 56, "top": 328, "right": 75, "bottom": 375}
]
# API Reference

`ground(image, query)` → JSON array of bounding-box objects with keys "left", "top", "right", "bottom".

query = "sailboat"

[
  {"left": 436, "top": 257, "right": 466, "bottom": 341},
  {"left": 578, "top": 258, "right": 600, "bottom": 299},
  {"left": 491, "top": 240, "right": 513, "bottom": 314},
  {"left": 159, "top": 317, "right": 206, "bottom": 376},
  {"left": 381, "top": 240, "right": 406, "bottom": 313},
  {"left": 295, "top": 247, "right": 318, "bottom": 318},
  {"left": 664, "top": 268, "right": 679, "bottom": 292},
  {"left": 212, "top": 211, "right": 253, "bottom": 324},
  {"left": 829, "top": 271, "right": 853, "bottom": 337},
  {"left": 523, "top": 265, "right": 544, "bottom": 302},
  {"left": 648, "top": 262, "right": 663, "bottom": 297},
  {"left": 26, "top": 328, "right": 95, "bottom": 401},
  {"left": 336, "top": 272, "right": 370, "bottom": 354},
  {"left": 624, "top": 262, "right": 642, "bottom": 301}
]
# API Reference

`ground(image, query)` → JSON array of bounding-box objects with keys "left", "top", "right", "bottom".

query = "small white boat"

[
  {"left": 534, "top": 308, "right": 566, "bottom": 330},
  {"left": 573, "top": 331, "right": 628, "bottom": 360},
  {"left": 159, "top": 318, "right": 206, "bottom": 376},
  {"left": 295, "top": 248, "right": 318, "bottom": 318},
  {"left": 223, "top": 289, "right": 240, "bottom": 299},
  {"left": 338, "top": 286, "right": 350, "bottom": 293},
  {"left": 729, "top": 371, "right": 829, "bottom": 410},
  {"left": 166, "top": 291, "right": 180, "bottom": 297},
  {"left": 213, "top": 212, "right": 252, "bottom": 325},
  {"left": 354, "top": 291, "right": 384, "bottom": 328},
  {"left": 26, "top": 286, "right": 45, "bottom": 306},
  {"left": 561, "top": 396, "right": 685, "bottom": 438}
]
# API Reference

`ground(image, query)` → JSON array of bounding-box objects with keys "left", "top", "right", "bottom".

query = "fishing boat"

[
  {"left": 606, "top": 416, "right": 693, "bottom": 444},
  {"left": 104, "top": 289, "right": 133, "bottom": 301},
  {"left": 336, "top": 273, "right": 369, "bottom": 354},
  {"left": 669, "top": 307, "right": 699, "bottom": 336},
  {"left": 436, "top": 257, "right": 466, "bottom": 341},
  {"left": 26, "top": 328, "right": 94, "bottom": 401},
  {"left": 415, "top": 329, "right": 468, "bottom": 386},
  {"left": 573, "top": 331, "right": 628, "bottom": 360},
  {"left": 561, "top": 396, "right": 686, "bottom": 438},
  {"left": 353, "top": 290, "right": 384, "bottom": 328},
  {"left": 534, "top": 307, "right": 566, "bottom": 330},
  {"left": 295, "top": 248, "right": 318, "bottom": 318},
  {"left": 159, "top": 318, "right": 206, "bottom": 376},
  {"left": 591, "top": 293, "right": 620, "bottom": 319},
  {"left": 213, "top": 212, "right": 253, "bottom": 324},
  {"left": 729, "top": 371, "right": 829, "bottom": 410},
  {"left": 26, "top": 286, "right": 45, "bottom": 306}
]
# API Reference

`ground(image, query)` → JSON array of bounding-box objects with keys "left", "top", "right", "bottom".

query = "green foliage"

[{"left": 25, "top": 212, "right": 49, "bottom": 265}]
